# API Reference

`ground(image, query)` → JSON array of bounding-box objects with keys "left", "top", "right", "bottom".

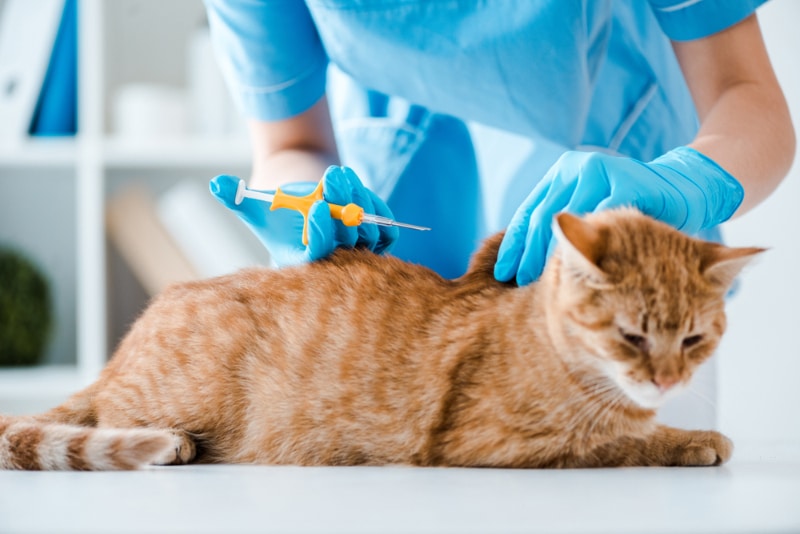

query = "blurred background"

[
  {"left": 0, "top": 0, "right": 797, "bottom": 451},
  {"left": 0, "top": 0, "right": 263, "bottom": 411}
]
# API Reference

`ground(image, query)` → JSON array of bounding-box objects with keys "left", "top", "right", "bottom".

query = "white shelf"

[
  {"left": 0, "top": 137, "right": 251, "bottom": 170},
  {"left": 0, "top": 138, "right": 77, "bottom": 168},
  {"left": 102, "top": 137, "right": 251, "bottom": 168}
]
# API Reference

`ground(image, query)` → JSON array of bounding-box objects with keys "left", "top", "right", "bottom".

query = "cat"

[{"left": 0, "top": 208, "right": 763, "bottom": 471}]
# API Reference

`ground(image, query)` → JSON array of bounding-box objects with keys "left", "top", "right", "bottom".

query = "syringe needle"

[
  {"left": 361, "top": 214, "right": 431, "bottom": 231},
  {"left": 389, "top": 221, "right": 431, "bottom": 231}
]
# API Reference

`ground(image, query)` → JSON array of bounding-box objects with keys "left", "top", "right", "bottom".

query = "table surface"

[{"left": 1, "top": 442, "right": 798, "bottom": 534}]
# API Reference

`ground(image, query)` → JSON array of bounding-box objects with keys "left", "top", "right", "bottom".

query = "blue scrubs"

[{"left": 204, "top": 0, "right": 766, "bottom": 278}]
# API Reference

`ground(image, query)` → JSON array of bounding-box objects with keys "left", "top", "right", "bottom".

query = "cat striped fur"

[{"left": 0, "top": 209, "right": 762, "bottom": 470}]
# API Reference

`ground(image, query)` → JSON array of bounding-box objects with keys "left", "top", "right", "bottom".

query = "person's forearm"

[
  {"left": 688, "top": 79, "right": 795, "bottom": 216},
  {"left": 247, "top": 97, "right": 340, "bottom": 190},
  {"left": 250, "top": 146, "right": 339, "bottom": 190},
  {"left": 674, "top": 14, "right": 795, "bottom": 218}
]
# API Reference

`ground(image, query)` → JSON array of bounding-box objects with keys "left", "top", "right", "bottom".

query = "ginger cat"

[{"left": 0, "top": 209, "right": 762, "bottom": 470}]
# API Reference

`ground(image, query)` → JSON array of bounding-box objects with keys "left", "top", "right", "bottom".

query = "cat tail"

[
  {"left": 453, "top": 232, "right": 515, "bottom": 293},
  {"left": 0, "top": 415, "right": 178, "bottom": 471}
]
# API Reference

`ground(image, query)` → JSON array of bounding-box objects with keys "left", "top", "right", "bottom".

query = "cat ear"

[
  {"left": 553, "top": 212, "right": 610, "bottom": 285},
  {"left": 699, "top": 243, "right": 766, "bottom": 290}
]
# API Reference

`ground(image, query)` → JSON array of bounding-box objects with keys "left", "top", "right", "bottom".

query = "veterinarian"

[{"left": 205, "top": 0, "right": 793, "bottom": 284}]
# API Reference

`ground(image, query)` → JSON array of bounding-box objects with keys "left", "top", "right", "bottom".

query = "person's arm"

[
  {"left": 203, "top": 0, "right": 338, "bottom": 188},
  {"left": 247, "top": 96, "right": 340, "bottom": 190},
  {"left": 212, "top": 95, "right": 397, "bottom": 265},
  {"left": 675, "top": 13, "right": 795, "bottom": 216},
  {"left": 203, "top": 0, "right": 398, "bottom": 265},
  {"left": 495, "top": 12, "right": 795, "bottom": 285}
]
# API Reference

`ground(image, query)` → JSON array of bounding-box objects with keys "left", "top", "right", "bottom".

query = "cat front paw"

[{"left": 675, "top": 430, "right": 733, "bottom": 466}]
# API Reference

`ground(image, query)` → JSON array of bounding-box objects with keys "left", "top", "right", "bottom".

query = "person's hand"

[
  {"left": 209, "top": 165, "right": 398, "bottom": 267},
  {"left": 494, "top": 146, "right": 745, "bottom": 285}
]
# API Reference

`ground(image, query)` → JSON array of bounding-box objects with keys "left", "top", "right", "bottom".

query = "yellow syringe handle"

[{"left": 270, "top": 181, "right": 364, "bottom": 245}]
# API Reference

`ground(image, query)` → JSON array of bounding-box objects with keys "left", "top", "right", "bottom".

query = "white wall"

[{"left": 717, "top": 0, "right": 800, "bottom": 445}]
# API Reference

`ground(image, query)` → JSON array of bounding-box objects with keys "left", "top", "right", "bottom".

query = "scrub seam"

[
  {"left": 234, "top": 57, "right": 327, "bottom": 95},
  {"left": 652, "top": 0, "right": 706, "bottom": 13},
  {"left": 608, "top": 83, "right": 658, "bottom": 152},
  {"left": 337, "top": 117, "right": 424, "bottom": 137}
]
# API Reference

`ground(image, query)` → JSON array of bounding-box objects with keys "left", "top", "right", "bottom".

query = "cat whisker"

[{"left": 684, "top": 386, "right": 717, "bottom": 411}]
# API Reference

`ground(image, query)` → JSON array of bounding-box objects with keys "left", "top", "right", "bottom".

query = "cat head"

[{"left": 547, "top": 208, "right": 764, "bottom": 409}]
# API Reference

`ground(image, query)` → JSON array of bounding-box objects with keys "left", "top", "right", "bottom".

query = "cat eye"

[
  {"left": 682, "top": 335, "right": 704, "bottom": 349},
  {"left": 620, "top": 330, "right": 649, "bottom": 352}
]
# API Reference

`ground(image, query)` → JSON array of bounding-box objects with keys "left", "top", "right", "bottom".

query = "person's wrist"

[
  {"left": 650, "top": 146, "right": 744, "bottom": 229},
  {"left": 249, "top": 149, "right": 338, "bottom": 190}
]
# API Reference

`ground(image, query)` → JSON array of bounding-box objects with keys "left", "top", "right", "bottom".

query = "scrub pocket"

[
  {"left": 335, "top": 106, "right": 431, "bottom": 201},
  {"left": 328, "top": 68, "right": 482, "bottom": 278}
]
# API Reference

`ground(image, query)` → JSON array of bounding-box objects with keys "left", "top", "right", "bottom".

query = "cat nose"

[{"left": 652, "top": 375, "right": 679, "bottom": 392}]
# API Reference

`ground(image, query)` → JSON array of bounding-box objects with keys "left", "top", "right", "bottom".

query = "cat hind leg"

[
  {"left": 151, "top": 428, "right": 196, "bottom": 466},
  {"left": 33, "top": 385, "right": 99, "bottom": 427},
  {"left": 85, "top": 427, "right": 197, "bottom": 469}
]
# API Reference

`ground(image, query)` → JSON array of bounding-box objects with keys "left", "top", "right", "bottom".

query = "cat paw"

[
  {"left": 152, "top": 429, "right": 196, "bottom": 465},
  {"left": 675, "top": 430, "right": 733, "bottom": 466}
]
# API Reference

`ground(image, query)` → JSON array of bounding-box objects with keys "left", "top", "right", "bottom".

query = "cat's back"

[
  {"left": 138, "top": 230, "right": 510, "bottom": 332},
  {"left": 133, "top": 246, "right": 448, "bottom": 332},
  {"left": 103, "top": 246, "right": 465, "bottom": 404}
]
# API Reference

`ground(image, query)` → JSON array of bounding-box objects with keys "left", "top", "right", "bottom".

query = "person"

[
  {"left": 204, "top": 0, "right": 793, "bottom": 282},
  {"left": 203, "top": 1, "right": 794, "bottom": 425}
]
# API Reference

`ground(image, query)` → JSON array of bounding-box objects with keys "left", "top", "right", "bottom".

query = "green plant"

[{"left": 0, "top": 247, "right": 52, "bottom": 366}]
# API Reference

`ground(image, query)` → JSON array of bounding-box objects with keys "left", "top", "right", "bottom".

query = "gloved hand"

[
  {"left": 209, "top": 165, "right": 398, "bottom": 267},
  {"left": 494, "top": 146, "right": 745, "bottom": 285}
]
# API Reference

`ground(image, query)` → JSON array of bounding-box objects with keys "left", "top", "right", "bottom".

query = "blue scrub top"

[{"left": 204, "top": 0, "right": 766, "bottom": 277}]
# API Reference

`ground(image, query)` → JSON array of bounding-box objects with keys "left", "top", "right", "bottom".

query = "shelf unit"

[{"left": 0, "top": 0, "right": 251, "bottom": 414}]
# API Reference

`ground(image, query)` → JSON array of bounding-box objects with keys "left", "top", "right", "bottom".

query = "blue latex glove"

[
  {"left": 494, "top": 146, "right": 745, "bottom": 285},
  {"left": 209, "top": 165, "right": 398, "bottom": 267}
]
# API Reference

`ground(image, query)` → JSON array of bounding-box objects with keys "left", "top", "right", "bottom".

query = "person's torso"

[{"left": 307, "top": 0, "right": 698, "bottom": 159}]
